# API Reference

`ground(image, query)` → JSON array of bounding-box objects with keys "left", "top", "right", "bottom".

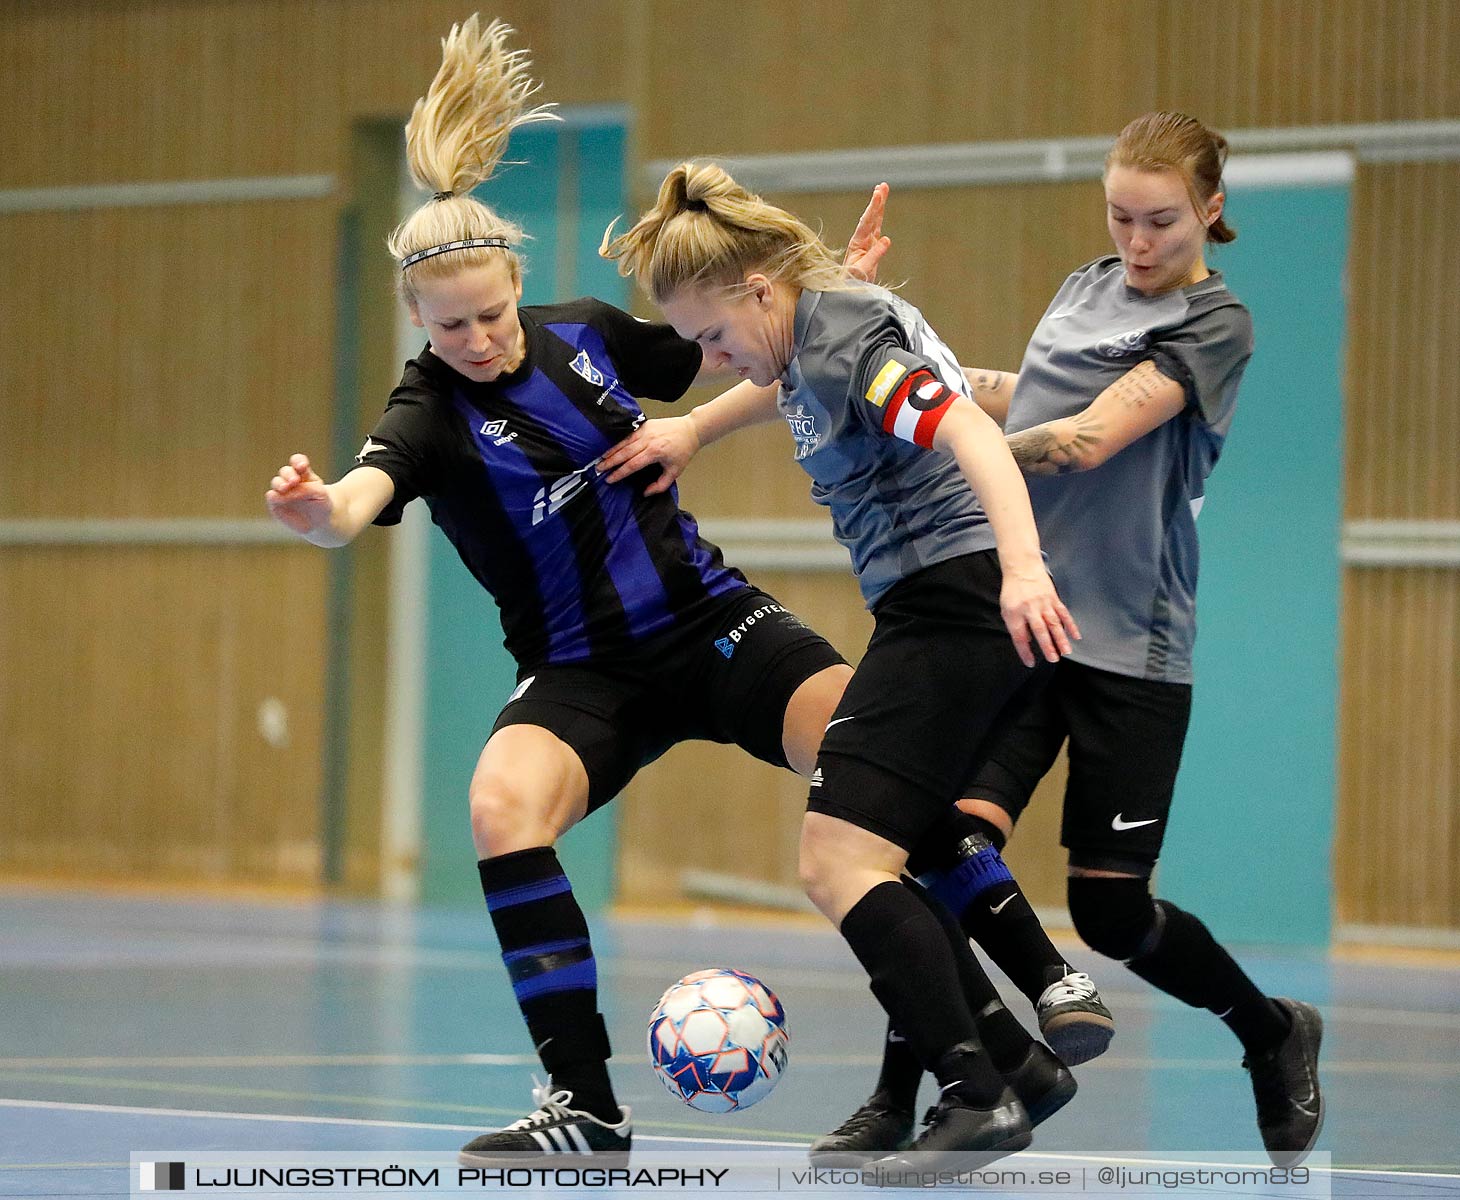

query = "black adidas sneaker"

[{"left": 459, "top": 1085, "right": 631, "bottom": 1166}]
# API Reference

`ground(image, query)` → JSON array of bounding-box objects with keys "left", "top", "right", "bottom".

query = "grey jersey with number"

[
  {"left": 777, "top": 285, "right": 996, "bottom": 608},
  {"left": 1007, "top": 255, "right": 1253, "bottom": 684}
]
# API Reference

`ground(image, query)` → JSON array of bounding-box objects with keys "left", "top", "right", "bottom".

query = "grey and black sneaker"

[
  {"left": 1036, "top": 969, "right": 1114, "bottom": 1066},
  {"left": 1002, "top": 1041, "right": 1077, "bottom": 1127},
  {"left": 809, "top": 1095, "right": 915, "bottom": 1167},
  {"left": 869, "top": 1085, "right": 1031, "bottom": 1176},
  {"left": 459, "top": 1084, "right": 631, "bottom": 1166},
  {"left": 1244, "top": 997, "right": 1324, "bottom": 1167}
]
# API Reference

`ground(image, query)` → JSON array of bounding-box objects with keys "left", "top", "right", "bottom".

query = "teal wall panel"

[{"left": 1157, "top": 182, "right": 1348, "bottom": 947}]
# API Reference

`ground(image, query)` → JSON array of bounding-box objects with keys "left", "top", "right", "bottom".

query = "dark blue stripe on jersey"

[
  {"left": 671, "top": 499, "right": 746, "bottom": 603},
  {"left": 537, "top": 327, "right": 747, "bottom": 630},
  {"left": 456, "top": 396, "right": 594, "bottom": 662},
  {"left": 505, "top": 353, "right": 674, "bottom": 640}
]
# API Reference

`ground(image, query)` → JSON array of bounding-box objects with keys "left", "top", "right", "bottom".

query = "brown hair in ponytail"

[{"left": 1107, "top": 112, "right": 1236, "bottom": 243}]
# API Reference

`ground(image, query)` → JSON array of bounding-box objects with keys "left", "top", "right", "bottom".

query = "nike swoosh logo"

[
  {"left": 1111, "top": 813, "right": 1160, "bottom": 831},
  {"left": 988, "top": 895, "right": 1016, "bottom": 915},
  {"left": 824, "top": 716, "right": 857, "bottom": 732}
]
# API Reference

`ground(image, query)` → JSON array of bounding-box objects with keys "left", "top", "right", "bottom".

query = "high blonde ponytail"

[
  {"left": 387, "top": 16, "right": 560, "bottom": 297},
  {"left": 601, "top": 162, "right": 854, "bottom": 304}
]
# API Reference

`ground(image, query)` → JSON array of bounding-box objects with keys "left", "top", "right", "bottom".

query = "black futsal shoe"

[
  {"left": 1036, "top": 968, "right": 1115, "bottom": 1066},
  {"left": 809, "top": 1094, "right": 915, "bottom": 1166},
  {"left": 1244, "top": 997, "right": 1324, "bottom": 1166},
  {"left": 1002, "top": 1041, "right": 1078, "bottom": 1127},
  {"left": 869, "top": 1085, "right": 1031, "bottom": 1176},
  {"left": 458, "top": 1085, "right": 631, "bottom": 1166}
]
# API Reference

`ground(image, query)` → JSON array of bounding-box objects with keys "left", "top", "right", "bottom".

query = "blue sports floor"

[{"left": 2, "top": 888, "right": 1457, "bottom": 1198}]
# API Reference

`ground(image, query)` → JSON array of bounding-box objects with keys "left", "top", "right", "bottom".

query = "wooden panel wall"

[
  {"left": 2, "top": 0, "right": 1456, "bottom": 924},
  {"left": 1335, "top": 161, "right": 1460, "bottom": 931}
]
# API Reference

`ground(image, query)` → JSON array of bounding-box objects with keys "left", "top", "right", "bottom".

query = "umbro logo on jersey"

[
  {"left": 479, "top": 418, "right": 517, "bottom": 447},
  {"left": 1111, "top": 813, "right": 1160, "bottom": 832},
  {"left": 355, "top": 437, "right": 386, "bottom": 462},
  {"left": 714, "top": 637, "right": 735, "bottom": 659},
  {"left": 569, "top": 349, "right": 605, "bottom": 387}
]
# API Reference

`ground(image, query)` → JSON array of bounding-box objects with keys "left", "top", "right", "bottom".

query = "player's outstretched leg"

[
  {"left": 1068, "top": 875, "right": 1323, "bottom": 1164},
  {"left": 459, "top": 848, "right": 631, "bottom": 1164},
  {"left": 914, "top": 809, "right": 1115, "bottom": 1064}
]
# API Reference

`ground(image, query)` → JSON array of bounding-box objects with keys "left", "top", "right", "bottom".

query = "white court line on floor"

[
  {"left": 3, "top": 1100, "right": 1456, "bottom": 1182},
  {"left": 0, "top": 1097, "right": 801, "bottom": 1148},
  {"left": 2, "top": 1052, "right": 1457, "bottom": 1075}
]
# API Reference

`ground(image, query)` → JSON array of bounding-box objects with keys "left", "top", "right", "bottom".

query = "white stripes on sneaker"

[{"left": 528, "top": 1125, "right": 593, "bottom": 1154}]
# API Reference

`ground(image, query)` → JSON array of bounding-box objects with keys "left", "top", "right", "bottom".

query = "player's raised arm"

[{"left": 265, "top": 453, "right": 395, "bottom": 548}]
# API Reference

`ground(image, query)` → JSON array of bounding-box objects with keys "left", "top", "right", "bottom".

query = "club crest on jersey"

[
  {"left": 569, "top": 349, "right": 605, "bottom": 387},
  {"left": 1096, "top": 329, "right": 1151, "bottom": 358},
  {"left": 785, "top": 404, "right": 821, "bottom": 460},
  {"left": 714, "top": 636, "right": 735, "bottom": 659},
  {"left": 479, "top": 418, "right": 517, "bottom": 447}
]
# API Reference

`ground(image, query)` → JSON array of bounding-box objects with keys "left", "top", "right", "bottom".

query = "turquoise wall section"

[
  {"left": 418, "top": 120, "right": 628, "bottom": 909},
  {"left": 1157, "top": 182, "right": 1349, "bottom": 947}
]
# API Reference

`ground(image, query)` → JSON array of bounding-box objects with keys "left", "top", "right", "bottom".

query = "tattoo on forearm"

[
  {"left": 1110, "top": 360, "right": 1161, "bottom": 409},
  {"left": 973, "top": 370, "right": 1006, "bottom": 393},
  {"left": 1007, "top": 412, "right": 1104, "bottom": 474}
]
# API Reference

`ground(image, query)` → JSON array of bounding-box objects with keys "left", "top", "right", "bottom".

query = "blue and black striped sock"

[{"left": 479, "top": 848, "right": 617, "bottom": 1120}]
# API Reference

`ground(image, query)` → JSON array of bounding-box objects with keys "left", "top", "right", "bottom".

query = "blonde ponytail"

[
  {"left": 601, "top": 162, "right": 854, "bottom": 303},
  {"left": 387, "top": 16, "right": 560, "bottom": 297}
]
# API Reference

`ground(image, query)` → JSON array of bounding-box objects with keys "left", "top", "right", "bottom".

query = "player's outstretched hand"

[
  {"left": 596, "top": 417, "right": 701, "bottom": 495},
  {"left": 844, "top": 182, "right": 891, "bottom": 283},
  {"left": 265, "top": 453, "right": 334, "bottom": 536},
  {"left": 1000, "top": 569, "right": 1081, "bottom": 668}
]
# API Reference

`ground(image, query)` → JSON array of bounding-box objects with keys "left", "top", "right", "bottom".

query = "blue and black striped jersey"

[{"left": 351, "top": 298, "right": 747, "bottom": 667}]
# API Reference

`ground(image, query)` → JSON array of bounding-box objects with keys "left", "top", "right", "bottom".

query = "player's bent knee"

[
  {"left": 1067, "top": 874, "right": 1160, "bottom": 962},
  {"left": 468, "top": 773, "right": 559, "bottom": 856}
]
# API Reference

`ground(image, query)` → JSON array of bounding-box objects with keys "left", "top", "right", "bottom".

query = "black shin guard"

[
  {"left": 911, "top": 810, "right": 1068, "bottom": 1005},
  {"left": 905, "top": 877, "right": 1032, "bottom": 1073},
  {"left": 840, "top": 882, "right": 1003, "bottom": 1105},
  {"left": 479, "top": 848, "right": 617, "bottom": 1119}
]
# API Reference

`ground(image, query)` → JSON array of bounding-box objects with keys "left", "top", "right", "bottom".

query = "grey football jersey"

[
  {"left": 778, "top": 285, "right": 996, "bottom": 607},
  {"left": 1007, "top": 256, "right": 1253, "bottom": 683}
]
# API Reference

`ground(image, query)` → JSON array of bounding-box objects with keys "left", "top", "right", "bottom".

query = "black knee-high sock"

[
  {"left": 840, "top": 881, "right": 1004, "bottom": 1105},
  {"left": 911, "top": 811, "right": 1069, "bottom": 1005},
  {"left": 906, "top": 878, "right": 1034, "bottom": 1073},
  {"left": 1128, "top": 899, "right": 1290, "bottom": 1055},
  {"left": 478, "top": 848, "right": 617, "bottom": 1120},
  {"left": 870, "top": 1019, "right": 923, "bottom": 1112},
  {"left": 1069, "top": 876, "right": 1288, "bottom": 1057}
]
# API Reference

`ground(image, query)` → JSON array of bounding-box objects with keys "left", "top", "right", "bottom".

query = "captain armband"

[{"left": 862, "top": 357, "right": 960, "bottom": 449}]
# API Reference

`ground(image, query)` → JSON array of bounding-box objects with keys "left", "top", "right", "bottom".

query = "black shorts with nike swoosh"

[
  {"left": 491, "top": 587, "right": 845, "bottom": 812},
  {"left": 808, "top": 551, "right": 1054, "bottom": 851},
  {"left": 967, "top": 658, "right": 1193, "bottom": 874}
]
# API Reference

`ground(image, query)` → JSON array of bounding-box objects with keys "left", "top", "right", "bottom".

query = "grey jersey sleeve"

[{"left": 1146, "top": 300, "right": 1254, "bottom": 430}]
